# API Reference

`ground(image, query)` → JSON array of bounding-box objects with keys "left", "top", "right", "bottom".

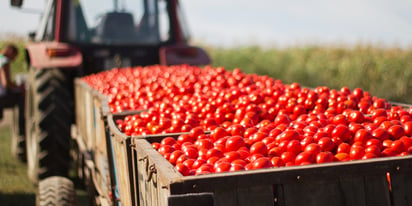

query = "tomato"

[
  {"left": 336, "top": 142, "right": 351, "bottom": 154},
  {"left": 252, "top": 157, "right": 273, "bottom": 169},
  {"left": 191, "top": 159, "right": 206, "bottom": 170},
  {"left": 391, "top": 140, "right": 406, "bottom": 154},
  {"left": 182, "top": 159, "right": 195, "bottom": 169},
  {"left": 228, "top": 124, "right": 246, "bottom": 136},
  {"left": 195, "top": 164, "right": 213, "bottom": 175},
  {"left": 161, "top": 137, "right": 176, "bottom": 146},
  {"left": 271, "top": 157, "right": 284, "bottom": 167},
  {"left": 175, "top": 163, "right": 190, "bottom": 176},
  {"left": 400, "top": 136, "right": 412, "bottom": 148},
  {"left": 304, "top": 143, "right": 321, "bottom": 156},
  {"left": 206, "top": 148, "right": 224, "bottom": 159},
  {"left": 365, "top": 145, "right": 381, "bottom": 157},
  {"left": 318, "top": 137, "right": 335, "bottom": 152},
  {"left": 331, "top": 125, "right": 352, "bottom": 142},
  {"left": 214, "top": 161, "right": 232, "bottom": 173},
  {"left": 158, "top": 145, "right": 175, "bottom": 155},
  {"left": 284, "top": 139, "right": 301, "bottom": 155},
  {"left": 280, "top": 151, "right": 296, "bottom": 164},
  {"left": 195, "top": 139, "right": 214, "bottom": 150},
  {"left": 223, "top": 136, "right": 244, "bottom": 152},
  {"left": 403, "top": 121, "right": 412, "bottom": 136},
  {"left": 371, "top": 128, "right": 390, "bottom": 141},
  {"left": 353, "top": 129, "right": 373, "bottom": 145},
  {"left": 183, "top": 147, "right": 198, "bottom": 159},
  {"left": 295, "top": 151, "right": 315, "bottom": 165},
  {"left": 334, "top": 153, "right": 350, "bottom": 161},
  {"left": 349, "top": 146, "right": 365, "bottom": 160},
  {"left": 224, "top": 151, "right": 242, "bottom": 162},
  {"left": 229, "top": 164, "right": 245, "bottom": 172},
  {"left": 250, "top": 141, "right": 268, "bottom": 156},
  {"left": 387, "top": 125, "right": 405, "bottom": 140},
  {"left": 210, "top": 127, "right": 230, "bottom": 141},
  {"left": 316, "top": 151, "right": 334, "bottom": 163},
  {"left": 276, "top": 130, "right": 300, "bottom": 143}
]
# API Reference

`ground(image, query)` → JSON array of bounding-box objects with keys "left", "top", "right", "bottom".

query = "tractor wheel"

[
  {"left": 26, "top": 68, "right": 74, "bottom": 184},
  {"left": 37, "top": 176, "right": 76, "bottom": 206},
  {"left": 11, "top": 106, "right": 26, "bottom": 162}
]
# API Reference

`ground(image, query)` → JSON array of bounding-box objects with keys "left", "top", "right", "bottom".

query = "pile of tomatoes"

[{"left": 83, "top": 64, "right": 412, "bottom": 176}]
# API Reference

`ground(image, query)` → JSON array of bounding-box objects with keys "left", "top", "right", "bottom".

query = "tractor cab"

[{"left": 12, "top": 0, "right": 209, "bottom": 73}]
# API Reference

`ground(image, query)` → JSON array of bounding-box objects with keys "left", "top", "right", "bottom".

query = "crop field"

[{"left": 207, "top": 45, "right": 412, "bottom": 103}]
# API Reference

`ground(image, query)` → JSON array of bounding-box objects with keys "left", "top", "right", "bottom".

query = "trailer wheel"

[
  {"left": 26, "top": 68, "right": 74, "bottom": 183},
  {"left": 11, "top": 106, "right": 26, "bottom": 162},
  {"left": 37, "top": 176, "right": 76, "bottom": 206}
]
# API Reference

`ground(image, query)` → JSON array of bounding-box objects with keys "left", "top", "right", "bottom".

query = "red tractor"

[{"left": 10, "top": 0, "right": 209, "bottom": 189}]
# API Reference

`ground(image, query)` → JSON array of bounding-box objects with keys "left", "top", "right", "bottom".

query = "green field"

[{"left": 207, "top": 45, "right": 412, "bottom": 103}]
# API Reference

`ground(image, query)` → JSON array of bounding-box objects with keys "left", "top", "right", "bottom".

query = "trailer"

[{"left": 67, "top": 73, "right": 412, "bottom": 206}]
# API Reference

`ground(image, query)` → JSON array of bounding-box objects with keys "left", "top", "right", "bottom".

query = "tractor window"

[
  {"left": 66, "top": 0, "right": 172, "bottom": 45},
  {"left": 176, "top": 1, "right": 191, "bottom": 41},
  {"left": 43, "top": 2, "right": 56, "bottom": 41}
]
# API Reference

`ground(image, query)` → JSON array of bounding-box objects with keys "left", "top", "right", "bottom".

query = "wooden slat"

[
  {"left": 391, "top": 172, "right": 412, "bottom": 206},
  {"left": 168, "top": 193, "right": 215, "bottom": 206}
]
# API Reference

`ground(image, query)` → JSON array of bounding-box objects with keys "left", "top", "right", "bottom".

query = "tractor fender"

[{"left": 25, "top": 42, "right": 82, "bottom": 70}]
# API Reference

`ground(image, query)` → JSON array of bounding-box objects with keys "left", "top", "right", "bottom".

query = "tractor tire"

[
  {"left": 26, "top": 68, "right": 75, "bottom": 184},
  {"left": 11, "top": 106, "right": 26, "bottom": 162},
  {"left": 37, "top": 176, "right": 76, "bottom": 206}
]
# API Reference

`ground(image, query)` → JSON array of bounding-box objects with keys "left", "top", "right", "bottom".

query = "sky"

[{"left": 1, "top": 0, "right": 412, "bottom": 48}]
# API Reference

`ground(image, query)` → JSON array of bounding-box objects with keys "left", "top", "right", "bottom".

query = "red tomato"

[
  {"left": 287, "top": 139, "right": 302, "bottom": 155},
  {"left": 183, "top": 159, "right": 195, "bottom": 169},
  {"left": 252, "top": 157, "right": 273, "bottom": 169},
  {"left": 195, "top": 139, "right": 214, "bottom": 150},
  {"left": 387, "top": 125, "right": 405, "bottom": 140},
  {"left": 349, "top": 146, "right": 365, "bottom": 160},
  {"left": 295, "top": 151, "right": 315, "bottom": 165},
  {"left": 316, "top": 151, "right": 334, "bottom": 164},
  {"left": 271, "top": 157, "right": 285, "bottom": 167},
  {"left": 365, "top": 145, "right": 381, "bottom": 157},
  {"left": 224, "top": 151, "right": 242, "bottom": 162},
  {"left": 228, "top": 124, "right": 246, "bottom": 136},
  {"left": 403, "top": 121, "right": 412, "bottom": 136},
  {"left": 225, "top": 135, "right": 245, "bottom": 151},
  {"left": 336, "top": 142, "right": 351, "bottom": 154},
  {"left": 391, "top": 140, "right": 406, "bottom": 154},
  {"left": 354, "top": 129, "right": 373, "bottom": 145},
  {"left": 250, "top": 141, "right": 268, "bottom": 156},
  {"left": 210, "top": 127, "right": 230, "bottom": 141},
  {"left": 304, "top": 143, "right": 321, "bottom": 156},
  {"left": 334, "top": 153, "right": 350, "bottom": 161},
  {"left": 276, "top": 130, "right": 300, "bottom": 143},
  {"left": 318, "top": 137, "right": 335, "bottom": 152},
  {"left": 280, "top": 151, "right": 296, "bottom": 164},
  {"left": 372, "top": 128, "right": 390, "bottom": 141},
  {"left": 192, "top": 159, "right": 207, "bottom": 169},
  {"left": 206, "top": 148, "right": 224, "bottom": 159},
  {"left": 331, "top": 125, "right": 352, "bottom": 142},
  {"left": 214, "top": 161, "right": 231, "bottom": 173},
  {"left": 195, "top": 164, "right": 213, "bottom": 175},
  {"left": 161, "top": 137, "right": 176, "bottom": 146},
  {"left": 175, "top": 163, "right": 190, "bottom": 176}
]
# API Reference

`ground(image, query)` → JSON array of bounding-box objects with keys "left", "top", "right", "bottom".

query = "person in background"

[{"left": 0, "top": 43, "right": 25, "bottom": 136}]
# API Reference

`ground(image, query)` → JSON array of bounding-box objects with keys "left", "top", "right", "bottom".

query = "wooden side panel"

[
  {"left": 168, "top": 193, "right": 215, "bottom": 206},
  {"left": 391, "top": 172, "right": 412, "bottom": 206},
  {"left": 112, "top": 135, "right": 133, "bottom": 206}
]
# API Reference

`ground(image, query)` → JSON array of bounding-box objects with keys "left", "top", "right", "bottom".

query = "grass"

[{"left": 0, "top": 116, "right": 36, "bottom": 205}]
